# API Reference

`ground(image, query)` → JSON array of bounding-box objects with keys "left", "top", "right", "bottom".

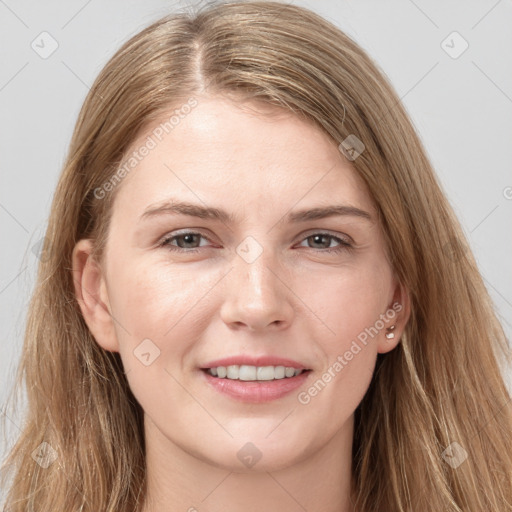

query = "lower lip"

[{"left": 200, "top": 370, "right": 311, "bottom": 403}]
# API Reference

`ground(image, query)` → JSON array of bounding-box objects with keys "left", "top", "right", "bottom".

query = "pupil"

[
  {"left": 312, "top": 234, "right": 328, "bottom": 248},
  {"left": 181, "top": 234, "right": 197, "bottom": 248}
]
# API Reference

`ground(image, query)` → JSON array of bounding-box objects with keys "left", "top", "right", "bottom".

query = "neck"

[{"left": 141, "top": 414, "right": 356, "bottom": 512}]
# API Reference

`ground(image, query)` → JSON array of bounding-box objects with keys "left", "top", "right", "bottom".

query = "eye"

[
  {"left": 296, "top": 232, "right": 353, "bottom": 254},
  {"left": 158, "top": 230, "right": 353, "bottom": 254},
  {"left": 159, "top": 231, "right": 211, "bottom": 253}
]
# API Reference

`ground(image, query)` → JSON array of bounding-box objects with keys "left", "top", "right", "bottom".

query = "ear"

[
  {"left": 71, "top": 239, "right": 119, "bottom": 352},
  {"left": 377, "top": 277, "right": 411, "bottom": 354}
]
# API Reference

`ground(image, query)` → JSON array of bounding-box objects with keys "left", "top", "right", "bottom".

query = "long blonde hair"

[{"left": 2, "top": 2, "right": 511, "bottom": 510}]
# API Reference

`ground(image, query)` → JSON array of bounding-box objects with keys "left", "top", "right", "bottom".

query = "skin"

[{"left": 73, "top": 94, "right": 410, "bottom": 512}]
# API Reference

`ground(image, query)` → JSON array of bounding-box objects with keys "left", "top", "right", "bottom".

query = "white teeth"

[
  {"left": 227, "top": 365, "right": 239, "bottom": 379},
  {"left": 285, "top": 367, "right": 295, "bottom": 378},
  {"left": 239, "top": 365, "right": 256, "bottom": 381},
  {"left": 256, "top": 366, "right": 275, "bottom": 381},
  {"left": 207, "top": 365, "right": 305, "bottom": 380},
  {"left": 274, "top": 366, "right": 285, "bottom": 379}
]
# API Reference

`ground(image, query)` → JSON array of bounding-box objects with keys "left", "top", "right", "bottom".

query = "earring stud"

[{"left": 385, "top": 325, "right": 396, "bottom": 339}]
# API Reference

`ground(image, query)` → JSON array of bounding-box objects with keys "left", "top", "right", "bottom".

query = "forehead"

[{"left": 110, "top": 96, "right": 376, "bottom": 222}]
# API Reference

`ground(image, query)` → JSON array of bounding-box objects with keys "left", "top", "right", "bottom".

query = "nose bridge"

[
  {"left": 220, "top": 234, "right": 293, "bottom": 330},
  {"left": 234, "top": 235, "right": 279, "bottom": 302}
]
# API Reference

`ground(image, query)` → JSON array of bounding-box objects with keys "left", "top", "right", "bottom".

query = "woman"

[{"left": 1, "top": 1, "right": 511, "bottom": 511}]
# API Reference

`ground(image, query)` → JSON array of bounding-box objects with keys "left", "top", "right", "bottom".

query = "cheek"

[
  {"left": 107, "top": 262, "right": 222, "bottom": 408},
  {"left": 291, "top": 268, "right": 390, "bottom": 447},
  {"left": 105, "top": 257, "right": 235, "bottom": 385},
  {"left": 307, "top": 262, "right": 392, "bottom": 356},
  {"left": 108, "top": 259, "right": 221, "bottom": 339}
]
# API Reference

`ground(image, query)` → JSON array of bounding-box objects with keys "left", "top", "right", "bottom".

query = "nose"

[{"left": 219, "top": 246, "right": 294, "bottom": 332}]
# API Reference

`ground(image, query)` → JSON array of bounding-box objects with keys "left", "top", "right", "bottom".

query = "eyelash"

[{"left": 158, "top": 230, "right": 353, "bottom": 254}]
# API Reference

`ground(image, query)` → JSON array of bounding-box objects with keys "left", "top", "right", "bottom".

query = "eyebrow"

[{"left": 139, "top": 200, "right": 373, "bottom": 224}]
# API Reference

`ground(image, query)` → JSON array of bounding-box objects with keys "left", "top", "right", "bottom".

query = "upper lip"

[{"left": 201, "top": 355, "right": 310, "bottom": 370}]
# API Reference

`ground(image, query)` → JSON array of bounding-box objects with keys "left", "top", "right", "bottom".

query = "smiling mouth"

[{"left": 202, "top": 365, "right": 312, "bottom": 381}]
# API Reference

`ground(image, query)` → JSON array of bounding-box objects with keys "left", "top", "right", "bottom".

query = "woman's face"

[{"left": 75, "top": 94, "right": 408, "bottom": 472}]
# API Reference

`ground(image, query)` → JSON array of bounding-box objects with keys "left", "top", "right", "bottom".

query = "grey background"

[{"left": 1, "top": 0, "right": 511, "bottom": 478}]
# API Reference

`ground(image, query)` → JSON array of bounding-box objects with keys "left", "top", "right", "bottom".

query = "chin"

[{"left": 199, "top": 435, "right": 314, "bottom": 473}]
